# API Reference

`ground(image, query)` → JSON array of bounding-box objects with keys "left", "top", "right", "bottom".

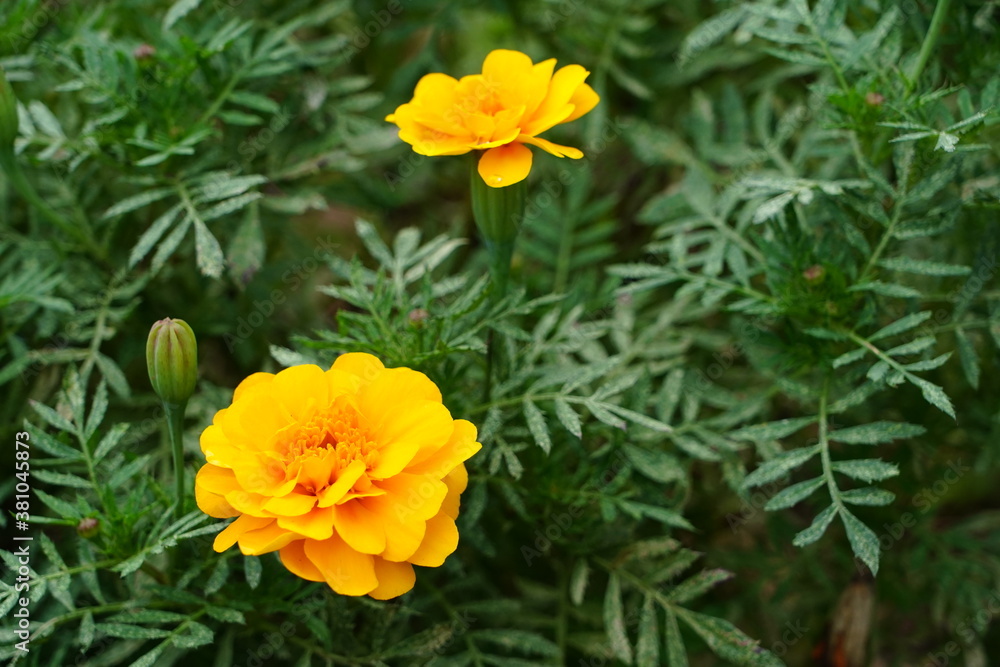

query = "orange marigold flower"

[
  {"left": 194, "top": 353, "right": 481, "bottom": 599},
  {"left": 386, "top": 49, "right": 600, "bottom": 188}
]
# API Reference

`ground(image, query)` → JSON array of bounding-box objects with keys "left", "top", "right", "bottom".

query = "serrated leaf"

[
  {"left": 164, "top": 0, "right": 202, "bottom": 29},
  {"left": 913, "top": 378, "right": 956, "bottom": 419},
  {"left": 764, "top": 477, "right": 824, "bottom": 511},
  {"left": 841, "top": 509, "right": 881, "bottom": 575},
  {"left": 831, "top": 459, "right": 899, "bottom": 482},
  {"left": 955, "top": 329, "right": 980, "bottom": 389},
  {"left": 877, "top": 257, "right": 971, "bottom": 277},
  {"left": 869, "top": 311, "right": 933, "bottom": 341},
  {"left": 193, "top": 218, "right": 225, "bottom": 278},
  {"left": 554, "top": 398, "right": 582, "bottom": 439},
  {"left": 667, "top": 569, "right": 734, "bottom": 605},
  {"left": 130, "top": 204, "right": 183, "bottom": 267},
  {"left": 244, "top": 556, "right": 261, "bottom": 589},
  {"left": 729, "top": 416, "right": 816, "bottom": 442},
  {"left": 678, "top": 610, "right": 782, "bottom": 665},
  {"left": 636, "top": 596, "right": 659, "bottom": 667},
  {"left": 792, "top": 504, "right": 838, "bottom": 547},
  {"left": 742, "top": 445, "right": 820, "bottom": 489},
  {"left": 570, "top": 559, "right": 589, "bottom": 606},
  {"left": 831, "top": 421, "right": 926, "bottom": 445},
  {"left": 103, "top": 188, "right": 175, "bottom": 219},
  {"left": 665, "top": 612, "right": 688, "bottom": 667},
  {"left": 523, "top": 400, "right": 552, "bottom": 454},
  {"left": 623, "top": 445, "right": 684, "bottom": 484},
  {"left": 603, "top": 573, "right": 633, "bottom": 664},
  {"left": 841, "top": 487, "right": 895, "bottom": 506}
]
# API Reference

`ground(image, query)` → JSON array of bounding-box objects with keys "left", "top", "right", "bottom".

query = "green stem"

[
  {"left": 907, "top": 0, "right": 953, "bottom": 92},
  {"left": 164, "top": 401, "right": 188, "bottom": 513},
  {"left": 818, "top": 377, "right": 841, "bottom": 510}
]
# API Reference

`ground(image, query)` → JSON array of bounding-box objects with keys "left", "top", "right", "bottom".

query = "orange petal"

[
  {"left": 523, "top": 64, "right": 590, "bottom": 135},
  {"left": 478, "top": 143, "right": 533, "bottom": 188},
  {"left": 195, "top": 484, "right": 238, "bottom": 519},
  {"left": 369, "top": 559, "right": 416, "bottom": 600},
  {"left": 237, "top": 521, "right": 297, "bottom": 556},
  {"left": 263, "top": 492, "right": 317, "bottom": 516},
  {"left": 565, "top": 82, "right": 599, "bottom": 123},
  {"left": 278, "top": 506, "right": 335, "bottom": 541},
  {"left": 200, "top": 423, "right": 241, "bottom": 469},
  {"left": 408, "top": 513, "right": 459, "bottom": 567},
  {"left": 372, "top": 473, "right": 449, "bottom": 522},
  {"left": 332, "top": 501, "right": 386, "bottom": 555},
  {"left": 317, "top": 458, "right": 366, "bottom": 507},
  {"left": 518, "top": 134, "right": 583, "bottom": 159},
  {"left": 279, "top": 540, "right": 325, "bottom": 582},
  {"left": 305, "top": 534, "right": 378, "bottom": 596},
  {"left": 213, "top": 515, "right": 273, "bottom": 552}
]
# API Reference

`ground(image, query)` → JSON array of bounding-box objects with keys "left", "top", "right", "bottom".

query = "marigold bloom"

[
  {"left": 195, "top": 353, "right": 481, "bottom": 599},
  {"left": 386, "top": 49, "right": 599, "bottom": 188}
]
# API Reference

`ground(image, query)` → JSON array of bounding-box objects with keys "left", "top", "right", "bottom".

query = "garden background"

[{"left": 2, "top": 0, "right": 1000, "bottom": 665}]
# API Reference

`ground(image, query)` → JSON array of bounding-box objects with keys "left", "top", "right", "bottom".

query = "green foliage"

[{"left": 3, "top": 0, "right": 1000, "bottom": 665}]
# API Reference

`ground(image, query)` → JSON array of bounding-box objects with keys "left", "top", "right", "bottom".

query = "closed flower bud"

[
  {"left": 0, "top": 67, "right": 19, "bottom": 154},
  {"left": 146, "top": 318, "right": 198, "bottom": 406}
]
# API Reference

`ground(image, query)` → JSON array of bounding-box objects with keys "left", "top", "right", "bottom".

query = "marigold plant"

[
  {"left": 386, "top": 48, "right": 599, "bottom": 187},
  {"left": 194, "top": 353, "right": 481, "bottom": 599}
]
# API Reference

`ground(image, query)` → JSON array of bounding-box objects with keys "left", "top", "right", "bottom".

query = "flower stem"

[
  {"left": 163, "top": 401, "right": 188, "bottom": 513},
  {"left": 907, "top": 0, "right": 952, "bottom": 92}
]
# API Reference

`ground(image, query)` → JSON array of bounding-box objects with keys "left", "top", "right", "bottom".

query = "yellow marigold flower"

[
  {"left": 386, "top": 49, "right": 600, "bottom": 188},
  {"left": 194, "top": 353, "right": 481, "bottom": 600}
]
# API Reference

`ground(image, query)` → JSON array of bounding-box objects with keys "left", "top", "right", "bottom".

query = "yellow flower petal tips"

[
  {"left": 195, "top": 353, "right": 482, "bottom": 599},
  {"left": 386, "top": 49, "right": 600, "bottom": 188}
]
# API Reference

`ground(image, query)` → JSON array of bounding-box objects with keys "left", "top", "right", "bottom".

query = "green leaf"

[
  {"left": 603, "top": 572, "right": 633, "bottom": 664},
  {"left": 764, "top": 477, "right": 824, "bottom": 511},
  {"left": 636, "top": 596, "right": 660, "bottom": 667},
  {"left": 164, "top": 0, "right": 203, "bottom": 29},
  {"left": 570, "top": 559, "right": 589, "bottom": 606},
  {"left": 677, "top": 609, "right": 782, "bottom": 665},
  {"left": 523, "top": 400, "right": 552, "bottom": 454},
  {"left": 729, "top": 416, "right": 816, "bottom": 442},
  {"left": 830, "top": 459, "right": 899, "bottom": 483},
  {"left": 102, "top": 188, "right": 175, "bottom": 219},
  {"left": 193, "top": 218, "right": 225, "bottom": 278},
  {"left": 841, "top": 487, "right": 895, "bottom": 506},
  {"left": 130, "top": 204, "right": 183, "bottom": 268},
  {"left": 869, "top": 311, "right": 933, "bottom": 341},
  {"left": 792, "top": 504, "right": 838, "bottom": 547},
  {"left": 30, "top": 400, "right": 76, "bottom": 433},
  {"left": 877, "top": 257, "right": 971, "bottom": 277},
  {"left": 849, "top": 281, "right": 922, "bottom": 298},
  {"left": 79, "top": 611, "right": 95, "bottom": 651},
  {"left": 742, "top": 445, "right": 820, "bottom": 489},
  {"left": 912, "top": 378, "right": 956, "bottom": 419},
  {"left": 831, "top": 421, "right": 926, "bottom": 445},
  {"left": 98, "top": 623, "right": 172, "bottom": 639},
  {"left": 664, "top": 612, "right": 688, "bottom": 667},
  {"left": 955, "top": 329, "right": 980, "bottom": 389},
  {"left": 554, "top": 398, "right": 582, "bottom": 439},
  {"left": 667, "top": 569, "right": 734, "bottom": 605},
  {"left": 841, "top": 509, "right": 881, "bottom": 575},
  {"left": 622, "top": 501, "right": 695, "bottom": 531},
  {"left": 244, "top": 556, "right": 262, "bottom": 589},
  {"left": 623, "top": 445, "right": 685, "bottom": 484}
]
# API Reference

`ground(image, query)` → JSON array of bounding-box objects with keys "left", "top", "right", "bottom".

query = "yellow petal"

[
  {"left": 213, "top": 515, "right": 272, "bottom": 552},
  {"left": 233, "top": 372, "right": 274, "bottom": 401},
  {"left": 478, "top": 143, "right": 533, "bottom": 188},
  {"left": 518, "top": 134, "right": 584, "bottom": 159},
  {"left": 523, "top": 64, "right": 590, "bottom": 135},
  {"left": 279, "top": 540, "right": 325, "bottom": 582},
  {"left": 441, "top": 464, "right": 469, "bottom": 519},
  {"left": 370, "top": 440, "right": 423, "bottom": 479},
  {"left": 331, "top": 353, "right": 385, "bottom": 386},
  {"left": 263, "top": 492, "right": 317, "bottom": 517},
  {"left": 195, "top": 484, "right": 238, "bottom": 519},
  {"left": 332, "top": 500, "right": 386, "bottom": 555},
  {"left": 195, "top": 464, "right": 241, "bottom": 495},
  {"left": 237, "top": 521, "right": 297, "bottom": 556},
  {"left": 374, "top": 473, "right": 449, "bottom": 521},
  {"left": 199, "top": 423, "right": 242, "bottom": 469},
  {"left": 273, "top": 364, "right": 329, "bottom": 422},
  {"left": 317, "top": 458, "right": 366, "bottom": 507},
  {"left": 408, "top": 513, "right": 459, "bottom": 567},
  {"left": 565, "top": 82, "right": 599, "bottom": 123},
  {"left": 412, "top": 73, "right": 459, "bottom": 112},
  {"left": 278, "top": 506, "right": 335, "bottom": 541},
  {"left": 225, "top": 488, "right": 274, "bottom": 516},
  {"left": 305, "top": 534, "right": 378, "bottom": 596},
  {"left": 369, "top": 559, "right": 416, "bottom": 600},
  {"left": 407, "top": 419, "right": 481, "bottom": 477}
]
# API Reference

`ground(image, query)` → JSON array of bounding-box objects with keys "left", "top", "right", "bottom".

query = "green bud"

[
  {"left": 146, "top": 318, "right": 198, "bottom": 406},
  {"left": 0, "top": 67, "right": 19, "bottom": 155}
]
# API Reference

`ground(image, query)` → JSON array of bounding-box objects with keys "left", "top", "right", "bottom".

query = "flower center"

[{"left": 278, "top": 399, "right": 378, "bottom": 472}]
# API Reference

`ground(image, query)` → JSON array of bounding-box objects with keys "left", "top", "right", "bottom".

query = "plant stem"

[
  {"left": 164, "top": 401, "right": 188, "bottom": 513},
  {"left": 907, "top": 0, "right": 953, "bottom": 92}
]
